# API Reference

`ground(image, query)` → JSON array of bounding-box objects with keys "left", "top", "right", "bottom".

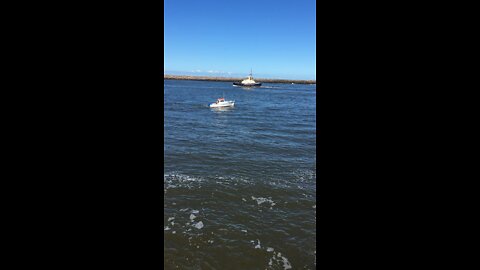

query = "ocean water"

[{"left": 164, "top": 80, "right": 316, "bottom": 269}]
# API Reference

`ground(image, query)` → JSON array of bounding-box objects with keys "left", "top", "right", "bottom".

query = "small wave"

[{"left": 164, "top": 173, "right": 204, "bottom": 193}]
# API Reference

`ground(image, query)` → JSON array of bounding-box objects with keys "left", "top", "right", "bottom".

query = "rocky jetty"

[{"left": 164, "top": 74, "right": 316, "bottom": 84}]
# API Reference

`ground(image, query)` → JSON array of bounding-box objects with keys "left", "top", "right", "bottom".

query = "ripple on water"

[
  {"left": 164, "top": 171, "right": 316, "bottom": 269},
  {"left": 164, "top": 80, "right": 316, "bottom": 269}
]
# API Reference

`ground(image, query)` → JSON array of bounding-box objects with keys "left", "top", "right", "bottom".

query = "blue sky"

[{"left": 164, "top": 0, "right": 316, "bottom": 80}]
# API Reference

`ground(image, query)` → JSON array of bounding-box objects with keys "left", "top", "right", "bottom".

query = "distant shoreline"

[{"left": 164, "top": 74, "right": 316, "bottom": 85}]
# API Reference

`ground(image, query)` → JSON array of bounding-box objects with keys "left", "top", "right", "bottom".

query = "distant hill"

[{"left": 164, "top": 74, "right": 316, "bottom": 85}]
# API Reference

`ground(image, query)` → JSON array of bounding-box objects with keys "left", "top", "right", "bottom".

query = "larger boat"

[{"left": 233, "top": 70, "right": 262, "bottom": 87}]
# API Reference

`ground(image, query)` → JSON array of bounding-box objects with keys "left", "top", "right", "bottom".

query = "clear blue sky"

[{"left": 164, "top": 0, "right": 316, "bottom": 80}]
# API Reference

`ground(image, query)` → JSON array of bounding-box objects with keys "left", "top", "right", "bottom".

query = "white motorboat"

[{"left": 209, "top": 97, "right": 235, "bottom": 108}]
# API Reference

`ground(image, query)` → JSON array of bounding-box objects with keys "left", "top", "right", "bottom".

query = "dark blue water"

[{"left": 164, "top": 80, "right": 316, "bottom": 269}]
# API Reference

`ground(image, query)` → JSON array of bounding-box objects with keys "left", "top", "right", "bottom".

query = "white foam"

[
  {"left": 281, "top": 256, "right": 292, "bottom": 269},
  {"left": 194, "top": 221, "right": 204, "bottom": 229},
  {"left": 251, "top": 196, "right": 276, "bottom": 207},
  {"left": 267, "top": 251, "right": 293, "bottom": 270},
  {"left": 164, "top": 173, "right": 204, "bottom": 191}
]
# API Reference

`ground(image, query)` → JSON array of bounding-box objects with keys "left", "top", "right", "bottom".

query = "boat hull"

[
  {"left": 233, "top": 82, "right": 262, "bottom": 87},
  {"left": 209, "top": 101, "right": 235, "bottom": 108}
]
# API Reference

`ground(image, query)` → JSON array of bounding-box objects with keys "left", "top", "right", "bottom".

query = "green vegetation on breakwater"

[{"left": 164, "top": 75, "right": 316, "bottom": 85}]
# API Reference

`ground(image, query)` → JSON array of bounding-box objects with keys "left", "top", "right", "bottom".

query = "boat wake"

[
  {"left": 260, "top": 86, "right": 283, "bottom": 89},
  {"left": 210, "top": 107, "right": 235, "bottom": 112}
]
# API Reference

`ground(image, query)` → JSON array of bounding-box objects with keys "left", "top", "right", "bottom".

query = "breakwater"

[{"left": 164, "top": 74, "right": 316, "bottom": 84}]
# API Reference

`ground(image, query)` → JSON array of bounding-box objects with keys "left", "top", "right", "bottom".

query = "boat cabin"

[{"left": 217, "top": 98, "right": 225, "bottom": 103}]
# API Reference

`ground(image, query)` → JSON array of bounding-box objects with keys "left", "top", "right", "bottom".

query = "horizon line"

[
  {"left": 164, "top": 70, "right": 316, "bottom": 81},
  {"left": 164, "top": 74, "right": 316, "bottom": 84}
]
